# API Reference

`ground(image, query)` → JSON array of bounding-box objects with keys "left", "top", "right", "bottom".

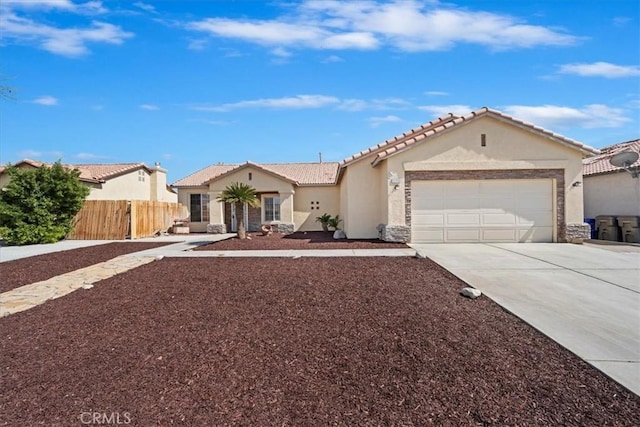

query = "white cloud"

[
  {"left": 425, "top": 91, "right": 449, "bottom": 96},
  {"left": 367, "top": 115, "right": 402, "bottom": 127},
  {"left": 503, "top": 104, "right": 631, "bottom": 129},
  {"left": 32, "top": 95, "right": 58, "bottom": 106},
  {"left": 139, "top": 104, "right": 159, "bottom": 110},
  {"left": 323, "top": 55, "right": 344, "bottom": 63},
  {"left": 186, "top": 1, "right": 579, "bottom": 53},
  {"left": 2, "top": 0, "right": 107, "bottom": 14},
  {"left": 0, "top": 11, "right": 133, "bottom": 56},
  {"left": 187, "top": 17, "right": 378, "bottom": 50},
  {"left": 187, "top": 38, "right": 208, "bottom": 51},
  {"left": 559, "top": 62, "right": 640, "bottom": 78},
  {"left": 17, "top": 149, "right": 63, "bottom": 159},
  {"left": 74, "top": 152, "right": 109, "bottom": 160},
  {"left": 191, "top": 94, "right": 340, "bottom": 112},
  {"left": 133, "top": 2, "right": 155, "bottom": 13},
  {"left": 418, "top": 104, "right": 473, "bottom": 117},
  {"left": 271, "top": 47, "right": 292, "bottom": 58},
  {"left": 338, "top": 97, "right": 410, "bottom": 111}
]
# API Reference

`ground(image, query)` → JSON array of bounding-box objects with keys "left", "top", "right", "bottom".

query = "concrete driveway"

[{"left": 410, "top": 242, "right": 640, "bottom": 396}]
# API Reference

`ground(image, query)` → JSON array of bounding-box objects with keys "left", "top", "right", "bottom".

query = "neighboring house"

[
  {"left": 172, "top": 107, "right": 600, "bottom": 243},
  {"left": 582, "top": 139, "right": 640, "bottom": 219},
  {"left": 0, "top": 159, "right": 177, "bottom": 203}
]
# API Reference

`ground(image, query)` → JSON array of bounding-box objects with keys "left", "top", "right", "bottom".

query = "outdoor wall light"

[
  {"left": 572, "top": 181, "right": 582, "bottom": 187},
  {"left": 388, "top": 172, "right": 400, "bottom": 189}
]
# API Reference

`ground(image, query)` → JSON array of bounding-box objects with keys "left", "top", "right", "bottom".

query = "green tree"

[
  {"left": 216, "top": 182, "right": 260, "bottom": 239},
  {"left": 0, "top": 162, "right": 90, "bottom": 245}
]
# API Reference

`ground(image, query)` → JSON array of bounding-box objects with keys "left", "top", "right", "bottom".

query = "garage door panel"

[
  {"left": 411, "top": 179, "right": 553, "bottom": 243},
  {"left": 518, "top": 227, "right": 552, "bottom": 242},
  {"left": 446, "top": 213, "right": 481, "bottom": 226},
  {"left": 412, "top": 213, "right": 444, "bottom": 226},
  {"left": 412, "top": 228, "right": 444, "bottom": 242},
  {"left": 482, "top": 212, "right": 517, "bottom": 225},
  {"left": 517, "top": 211, "right": 553, "bottom": 226},
  {"left": 481, "top": 228, "right": 518, "bottom": 242},
  {"left": 446, "top": 229, "right": 481, "bottom": 242},
  {"left": 446, "top": 198, "right": 480, "bottom": 209}
]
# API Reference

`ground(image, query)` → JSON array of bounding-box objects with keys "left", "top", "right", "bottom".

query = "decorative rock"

[
  {"left": 276, "top": 223, "right": 295, "bottom": 234},
  {"left": 81, "top": 283, "right": 94, "bottom": 289},
  {"left": 461, "top": 287, "right": 482, "bottom": 299},
  {"left": 377, "top": 224, "right": 410, "bottom": 242},
  {"left": 414, "top": 251, "right": 427, "bottom": 259},
  {"left": 333, "top": 230, "right": 347, "bottom": 239},
  {"left": 155, "top": 255, "right": 164, "bottom": 260}
]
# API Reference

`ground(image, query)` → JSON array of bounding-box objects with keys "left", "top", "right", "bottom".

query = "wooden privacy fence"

[{"left": 68, "top": 200, "right": 188, "bottom": 240}]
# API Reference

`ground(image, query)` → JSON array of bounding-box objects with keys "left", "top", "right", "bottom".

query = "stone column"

[
  {"left": 207, "top": 191, "right": 226, "bottom": 234},
  {"left": 277, "top": 191, "right": 295, "bottom": 234}
]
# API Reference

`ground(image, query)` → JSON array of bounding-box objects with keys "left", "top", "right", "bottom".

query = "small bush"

[{"left": 0, "top": 161, "right": 90, "bottom": 245}]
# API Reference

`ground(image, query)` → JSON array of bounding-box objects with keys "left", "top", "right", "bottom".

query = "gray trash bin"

[
  {"left": 616, "top": 216, "right": 640, "bottom": 243},
  {"left": 596, "top": 215, "right": 621, "bottom": 241}
]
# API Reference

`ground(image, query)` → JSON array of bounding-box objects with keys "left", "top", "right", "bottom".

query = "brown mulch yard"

[
  {"left": 1, "top": 257, "right": 638, "bottom": 426},
  {"left": 0, "top": 242, "right": 170, "bottom": 294},
  {"left": 195, "top": 231, "right": 407, "bottom": 250}
]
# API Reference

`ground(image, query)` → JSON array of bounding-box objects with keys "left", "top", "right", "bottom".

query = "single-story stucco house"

[
  {"left": 0, "top": 159, "right": 177, "bottom": 203},
  {"left": 582, "top": 139, "right": 640, "bottom": 219},
  {"left": 172, "top": 107, "right": 601, "bottom": 243}
]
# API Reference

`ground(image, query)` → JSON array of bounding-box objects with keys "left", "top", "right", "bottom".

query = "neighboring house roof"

[
  {"left": 583, "top": 139, "right": 640, "bottom": 177},
  {"left": 0, "top": 159, "right": 152, "bottom": 184},
  {"left": 172, "top": 161, "right": 340, "bottom": 187},
  {"left": 342, "top": 107, "right": 600, "bottom": 168}
]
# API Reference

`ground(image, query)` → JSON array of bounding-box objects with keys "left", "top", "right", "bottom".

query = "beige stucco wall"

[
  {"left": 176, "top": 186, "right": 209, "bottom": 232},
  {"left": 293, "top": 186, "right": 341, "bottom": 231},
  {"left": 584, "top": 172, "right": 640, "bottom": 218},
  {"left": 85, "top": 170, "right": 152, "bottom": 201},
  {"left": 0, "top": 173, "right": 11, "bottom": 189},
  {"left": 343, "top": 115, "right": 587, "bottom": 239},
  {"left": 339, "top": 160, "right": 383, "bottom": 238},
  {"left": 206, "top": 166, "right": 296, "bottom": 226},
  {"left": 149, "top": 168, "right": 178, "bottom": 203}
]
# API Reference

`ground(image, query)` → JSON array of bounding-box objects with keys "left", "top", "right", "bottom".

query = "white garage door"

[{"left": 411, "top": 179, "right": 553, "bottom": 243}]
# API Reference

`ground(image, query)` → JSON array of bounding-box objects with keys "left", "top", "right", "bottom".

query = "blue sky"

[{"left": 1, "top": 0, "right": 638, "bottom": 183}]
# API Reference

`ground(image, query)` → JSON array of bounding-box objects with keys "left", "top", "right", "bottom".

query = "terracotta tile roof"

[
  {"left": 341, "top": 114, "right": 459, "bottom": 167},
  {"left": 172, "top": 161, "right": 340, "bottom": 187},
  {"left": 0, "top": 159, "right": 151, "bottom": 183},
  {"left": 73, "top": 163, "right": 150, "bottom": 181},
  {"left": 583, "top": 139, "right": 640, "bottom": 176},
  {"left": 342, "top": 107, "right": 600, "bottom": 167}
]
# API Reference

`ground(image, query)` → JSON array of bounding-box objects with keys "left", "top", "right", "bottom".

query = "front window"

[
  {"left": 190, "top": 194, "right": 210, "bottom": 222},
  {"left": 263, "top": 196, "right": 280, "bottom": 222}
]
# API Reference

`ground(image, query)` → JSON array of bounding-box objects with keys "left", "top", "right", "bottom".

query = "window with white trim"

[
  {"left": 190, "top": 194, "right": 210, "bottom": 222},
  {"left": 263, "top": 195, "right": 280, "bottom": 222}
]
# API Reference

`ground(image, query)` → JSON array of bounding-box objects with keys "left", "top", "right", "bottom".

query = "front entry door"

[
  {"left": 230, "top": 203, "right": 237, "bottom": 232},
  {"left": 230, "top": 202, "right": 249, "bottom": 233}
]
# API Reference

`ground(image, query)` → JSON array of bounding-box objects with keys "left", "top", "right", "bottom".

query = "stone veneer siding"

[
  {"left": 207, "top": 224, "right": 226, "bottom": 234},
  {"left": 404, "top": 169, "right": 567, "bottom": 242}
]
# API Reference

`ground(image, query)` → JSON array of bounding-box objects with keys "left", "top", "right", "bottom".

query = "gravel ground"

[
  {"left": 1, "top": 257, "right": 637, "bottom": 426},
  {"left": 195, "top": 231, "right": 407, "bottom": 250},
  {"left": 0, "top": 242, "right": 170, "bottom": 293}
]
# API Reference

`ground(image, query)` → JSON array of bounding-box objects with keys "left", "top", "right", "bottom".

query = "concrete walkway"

[
  {"left": 410, "top": 242, "right": 640, "bottom": 396},
  {"left": 0, "top": 255, "right": 159, "bottom": 317}
]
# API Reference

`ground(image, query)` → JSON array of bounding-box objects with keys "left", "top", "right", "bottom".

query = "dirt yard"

[
  {"left": 195, "top": 231, "right": 407, "bottom": 250},
  {"left": 1, "top": 257, "right": 637, "bottom": 426}
]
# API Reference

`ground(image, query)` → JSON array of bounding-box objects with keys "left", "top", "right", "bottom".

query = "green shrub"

[{"left": 0, "top": 161, "right": 90, "bottom": 245}]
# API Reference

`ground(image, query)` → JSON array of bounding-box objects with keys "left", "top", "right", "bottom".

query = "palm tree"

[{"left": 217, "top": 182, "right": 260, "bottom": 239}]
